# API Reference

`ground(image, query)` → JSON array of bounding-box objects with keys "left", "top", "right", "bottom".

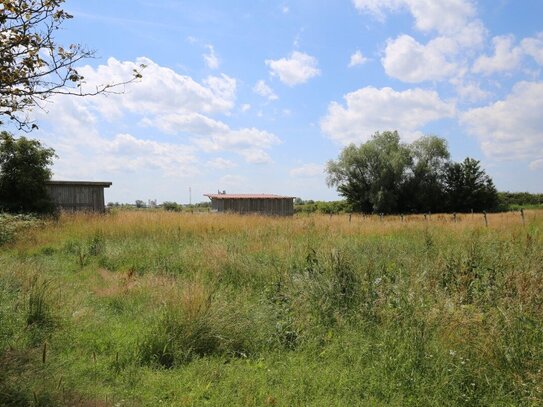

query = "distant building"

[
  {"left": 204, "top": 193, "right": 295, "bottom": 216},
  {"left": 45, "top": 180, "right": 112, "bottom": 212}
]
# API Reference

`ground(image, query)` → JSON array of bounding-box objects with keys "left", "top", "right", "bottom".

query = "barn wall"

[
  {"left": 211, "top": 198, "right": 294, "bottom": 216},
  {"left": 46, "top": 184, "right": 107, "bottom": 212}
]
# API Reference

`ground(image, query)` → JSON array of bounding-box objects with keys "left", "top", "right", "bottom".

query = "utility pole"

[{"left": 189, "top": 186, "right": 192, "bottom": 205}]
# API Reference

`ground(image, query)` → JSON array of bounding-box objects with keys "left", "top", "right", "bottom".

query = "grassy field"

[{"left": 1, "top": 210, "right": 542, "bottom": 406}]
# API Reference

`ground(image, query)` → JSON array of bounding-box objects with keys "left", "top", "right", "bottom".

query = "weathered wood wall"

[
  {"left": 45, "top": 182, "right": 111, "bottom": 212},
  {"left": 211, "top": 198, "right": 294, "bottom": 216}
]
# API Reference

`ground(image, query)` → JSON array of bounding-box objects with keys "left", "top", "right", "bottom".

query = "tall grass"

[{"left": 0, "top": 209, "right": 541, "bottom": 405}]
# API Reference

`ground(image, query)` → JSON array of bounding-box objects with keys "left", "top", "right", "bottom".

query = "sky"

[{"left": 23, "top": 0, "right": 543, "bottom": 203}]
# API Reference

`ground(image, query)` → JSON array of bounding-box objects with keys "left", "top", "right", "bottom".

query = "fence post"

[
  {"left": 453, "top": 212, "right": 457, "bottom": 223},
  {"left": 520, "top": 208, "right": 525, "bottom": 226},
  {"left": 380, "top": 213, "right": 384, "bottom": 222},
  {"left": 349, "top": 213, "right": 352, "bottom": 223},
  {"left": 483, "top": 211, "right": 488, "bottom": 227},
  {"left": 400, "top": 213, "right": 404, "bottom": 222}
]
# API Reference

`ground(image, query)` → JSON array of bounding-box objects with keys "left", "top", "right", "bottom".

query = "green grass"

[{"left": 0, "top": 210, "right": 542, "bottom": 406}]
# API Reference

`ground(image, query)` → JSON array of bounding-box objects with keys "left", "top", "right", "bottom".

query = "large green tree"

[
  {"left": 403, "top": 135, "right": 450, "bottom": 212},
  {"left": 0, "top": 131, "right": 55, "bottom": 213},
  {"left": 444, "top": 158, "right": 498, "bottom": 212},
  {"left": 326, "top": 131, "right": 412, "bottom": 213},
  {"left": 326, "top": 131, "right": 498, "bottom": 213},
  {"left": 0, "top": 0, "right": 142, "bottom": 130}
]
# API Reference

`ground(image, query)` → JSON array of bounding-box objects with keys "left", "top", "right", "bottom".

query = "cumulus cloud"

[
  {"left": 320, "top": 86, "right": 455, "bottom": 145},
  {"left": 33, "top": 57, "right": 279, "bottom": 175},
  {"left": 352, "top": 0, "right": 476, "bottom": 35},
  {"left": 461, "top": 81, "right": 543, "bottom": 164},
  {"left": 521, "top": 32, "right": 543, "bottom": 65},
  {"left": 203, "top": 44, "right": 220, "bottom": 69},
  {"left": 289, "top": 164, "right": 324, "bottom": 177},
  {"left": 472, "top": 35, "right": 523, "bottom": 75},
  {"left": 348, "top": 50, "right": 368, "bottom": 67},
  {"left": 76, "top": 58, "right": 236, "bottom": 117},
  {"left": 265, "top": 51, "right": 320, "bottom": 86},
  {"left": 354, "top": 0, "right": 485, "bottom": 83},
  {"left": 253, "top": 80, "right": 278, "bottom": 100},
  {"left": 382, "top": 35, "right": 458, "bottom": 82},
  {"left": 381, "top": 21, "right": 485, "bottom": 82}
]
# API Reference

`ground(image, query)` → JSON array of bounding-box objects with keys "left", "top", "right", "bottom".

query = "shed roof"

[
  {"left": 46, "top": 180, "right": 112, "bottom": 187},
  {"left": 204, "top": 193, "right": 294, "bottom": 199}
]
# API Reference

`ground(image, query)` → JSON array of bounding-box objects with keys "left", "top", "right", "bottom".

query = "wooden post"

[
  {"left": 483, "top": 211, "right": 488, "bottom": 227},
  {"left": 453, "top": 212, "right": 457, "bottom": 223},
  {"left": 349, "top": 213, "right": 352, "bottom": 223},
  {"left": 520, "top": 208, "right": 525, "bottom": 225},
  {"left": 380, "top": 213, "right": 384, "bottom": 221},
  {"left": 400, "top": 214, "right": 404, "bottom": 222}
]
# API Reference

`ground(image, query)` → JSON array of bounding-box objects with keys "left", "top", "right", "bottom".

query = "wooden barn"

[
  {"left": 204, "top": 193, "right": 295, "bottom": 216},
  {"left": 45, "top": 180, "right": 112, "bottom": 212}
]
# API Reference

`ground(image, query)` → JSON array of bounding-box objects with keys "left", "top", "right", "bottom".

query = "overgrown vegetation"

[{"left": 0, "top": 210, "right": 542, "bottom": 405}]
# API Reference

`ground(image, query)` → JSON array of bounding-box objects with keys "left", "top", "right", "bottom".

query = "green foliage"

[
  {"left": 326, "top": 131, "right": 412, "bottom": 213},
  {"left": 444, "top": 158, "right": 498, "bottom": 212},
  {"left": 0, "top": 132, "right": 56, "bottom": 214},
  {"left": 295, "top": 200, "right": 352, "bottom": 214},
  {"left": 0, "top": 211, "right": 542, "bottom": 405},
  {"left": 162, "top": 201, "right": 181, "bottom": 211},
  {"left": 0, "top": 213, "right": 42, "bottom": 245},
  {"left": 326, "top": 131, "right": 499, "bottom": 213},
  {"left": 497, "top": 191, "right": 543, "bottom": 210}
]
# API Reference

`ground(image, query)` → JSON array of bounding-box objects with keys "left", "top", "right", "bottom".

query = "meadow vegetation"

[{"left": 0, "top": 210, "right": 542, "bottom": 406}]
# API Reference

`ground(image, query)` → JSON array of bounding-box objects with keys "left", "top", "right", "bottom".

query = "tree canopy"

[
  {"left": 0, "top": 0, "right": 143, "bottom": 130},
  {"left": 326, "top": 131, "right": 498, "bottom": 213},
  {"left": 0, "top": 131, "right": 55, "bottom": 213}
]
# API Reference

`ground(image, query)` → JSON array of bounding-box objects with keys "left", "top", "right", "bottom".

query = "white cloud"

[
  {"left": 451, "top": 79, "right": 489, "bottom": 102},
  {"left": 32, "top": 57, "right": 280, "bottom": 174},
  {"left": 348, "top": 50, "right": 368, "bottom": 67},
  {"left": 281, "top": 4, "right": 289, "bottom": 13},
  {"left": 321, "top": 86, "right": 455, "bottom": 145},
  {"left": 381, "top": 20, "right": 485, "bottom": 83},
  {"left": 203, "top": 44, "right": 220, "bottom": 69},
  {"left": 265, "top": 51, "right": 320, "bottom": 86},
  {"left": 253, "top": 80, "right": 278, "bottom": 100},
  {"left": 77, "top": 57, "right": 236, "bottom": 117},
  {"left": 521, "top": 33, "right": 543, "bottom": 65},
  {"left": 352, "top": 0, "right": 476, "bottom": 35},
  {"left": 382, "top": 35, "right": 458, "bottom": 82},
  {"left": 472, "top": 35, "right": 523, "bottom": 75},
  {"left": 529, "top": 159, "right": 543, "bottom": 171},
  {"left": 290, "top": 164, "right": 324, "bottom": 177},
  {"left": 241, "top": 103, "right": 251, "bottom": 112},
  {"left": 206, "top": 158, "right": 237, "bottom": 169},
  {"left": 461, "top": 81, "right": 543, "bottom": 164}
]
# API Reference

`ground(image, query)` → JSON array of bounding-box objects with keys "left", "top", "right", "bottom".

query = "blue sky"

[{"left": 28, "top": 0, "right": 543, "bottom": 203}]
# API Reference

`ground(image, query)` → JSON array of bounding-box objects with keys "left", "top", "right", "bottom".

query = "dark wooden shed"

[
  {"left": 205, "top": 193, "right": 295, "bottom": 216},
  {"left": 45, "top": 181, "right": 112, "bottom": 212}
]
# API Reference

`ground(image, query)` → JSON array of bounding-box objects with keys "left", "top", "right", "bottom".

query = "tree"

[
  {"left": 403, "top": 135, "right": 450, "bottom": 212},
  {"left": 444, "top": 158, "right": 498, "bottom": 212},
  {"left": 0, "top": 0, "right": 143, "bottom": 130},
  {"left": 0, "top": 131, "right": 55, "bottom": 213},
  {"left": 326, "top": 131, "right": 412, "bottom": 213},
  {"left": 326, "top": 132, "right": 499, "bottom": 214}
]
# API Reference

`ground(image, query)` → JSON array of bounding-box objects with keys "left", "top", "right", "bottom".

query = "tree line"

[{"left": 326, "top": 131, "right": 499, "bottom": 214}]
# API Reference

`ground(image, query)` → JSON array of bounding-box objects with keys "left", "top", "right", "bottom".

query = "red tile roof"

[{"left": 204, "top": 194, "right": 295, "bottom": 199}]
